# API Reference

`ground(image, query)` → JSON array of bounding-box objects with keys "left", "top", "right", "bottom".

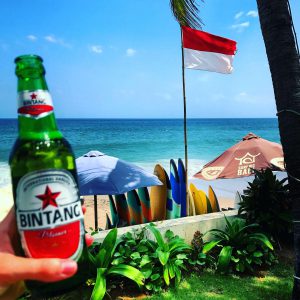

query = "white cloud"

[
  {"left": 126, "top": 48, "right": 137, "bottom": 57},
  {"left": 44, "top": 35, "right": 71, "bottom": 48},
  {"left": 247, "top": 10, "right": 258, "bottom": 18},
  {"left": 27, "top": 35, "right": 37, "bottom": 41},
  {"left": 89, "top": 45, "right": 102, "bottom": 54},
  {"left": 234, "top": 11, "right": 244, "bottom": 19},
  {"left": 44, "top": 35, "right": 57, "bottom": 43},
  {"left": 231, "top": 22, "right": 250, "bottom": 32},
  {"left": 234, "top": 92, "right": 256, "bottom": 103}
]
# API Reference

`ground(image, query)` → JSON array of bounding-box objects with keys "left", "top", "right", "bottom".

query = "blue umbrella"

[
  {"left": 76, "top": 151, "right": 161, "bottom": 229},
  {"left": 76, "top": 151, "right": 161, "bottom": 195}
]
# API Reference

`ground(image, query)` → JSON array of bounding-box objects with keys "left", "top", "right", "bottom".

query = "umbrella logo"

[
  {"left": 235, "top": 152, "right": 261, "bottom": 176},
  {"left": 270, "top": 157, "right": 285, "bottom": 170},
  {"left": 201, "top": 166, "right": 225, "bottom": 180}
]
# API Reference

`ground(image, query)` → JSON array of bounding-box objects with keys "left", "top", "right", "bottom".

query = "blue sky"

[{"left": 1, "top": 0, "right": 299, "bottom": 118}]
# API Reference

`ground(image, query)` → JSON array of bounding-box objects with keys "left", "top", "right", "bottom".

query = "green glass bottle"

[{"left": 9, "top": 55, "right": 90, "bottom": 298}]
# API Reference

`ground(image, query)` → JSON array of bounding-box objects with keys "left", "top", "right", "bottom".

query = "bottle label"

[
  {"left": 18, "top": 90, "right": 54, "bottom": 118},
  {"left": 16, "top": 169, "right": 84, "bottom": 260}
]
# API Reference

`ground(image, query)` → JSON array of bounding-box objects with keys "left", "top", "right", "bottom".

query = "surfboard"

[
  {"left": 234, "top": 191, "right": 242, "bottom": 209},
  {"left": 105, "top": 213, "right": 113, "bottom": 230},
  {"left": 108, "top": 195, "right": 119, "bottom": 227},
  {"left": 150, "top": 164, "right": 167, "bottom": 221},
  {"left": 188, "top": 188, "right": 196, "bottom": 216},
  {"left": 127, "top": 190, "right": 142, "bottom": 225},
  {"left": 114, "top": 194, "right": 130, "bottom": 226},
  {"left": 178, "top": 158, "right": 187, "bottom": 217},
  {"left": 137, "top": 187, "right": 151, "bottom": 223},
  {"left": 208, "top": 185, "right": 221, "bottom": 212},
  {"left": 189, "top": 183, "right": 206, "bottom": 215},
  {"left": 170, "top": 159, "right": 181, "bottom": 218},
  {"left": 165, "top": 169, "right": 174, "bottom": 220}
]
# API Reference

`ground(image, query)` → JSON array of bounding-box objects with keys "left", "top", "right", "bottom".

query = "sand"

[{"left": 83, "top": 193, "right": 236, "bottom": 232}]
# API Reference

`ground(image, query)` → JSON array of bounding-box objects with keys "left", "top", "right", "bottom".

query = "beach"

[{"left": 0, "top": 118, "right": 284, "bottom": 227}]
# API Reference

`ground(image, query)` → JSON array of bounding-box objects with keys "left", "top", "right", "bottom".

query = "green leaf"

[
  {"left": 150, "top": 273, "right": 160, "bottom": 281},
  {"left": 168, "top": 262, "right": 175, "bottom": 279},
  {"left": 141, "top": 265, "right": 152, "bottom": 279},
  {"left": 163, "top": 266, "right": 170, "bottom": 286},
  {"left": 107, "top": 264, "right": 144, "bottom": 288},
  {"left": 111, "top": 257, "right": 125, "bottom": 265},
  {"left": 91, "top": 268, "right": 107, "bottom": 300},
  {"left": 249, "top": 233, "right": 274, "bottom": 250},
  {"left": 253, "top": 251, "right": 263, "bottom": 258},
  {"left": 165, "top": 229, "right": 174, "bottom": 240},
  {"left": 236, "top": 262, "right": 245, "bottom": 272},
  {"left": 147, "top": 225, "right": 166, "bottom": 250},
  {"left": 140, "top": 255, "right": 152, "bottom": 267},
  {"left": 137, "top": 245, "right": 149, "bottom": 253},
  {"left": 217, "top": 246, "right": 233, "bottom": 273},
  {"left": 130, "top": 252, "right": 141, "bottom": 260},
  {"left": 202, "top": 240, "right": 222, "bottom": 253},
  {"left": 157, "top": 250, "right": 170, "bottom": 266},
  {"left": 176, "top": 253, "right": 188, "bottom": 260}
]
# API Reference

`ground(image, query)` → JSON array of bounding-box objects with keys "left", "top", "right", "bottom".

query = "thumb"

[{"left": 0, "top": 253, "right": 77, "bottom": 285}]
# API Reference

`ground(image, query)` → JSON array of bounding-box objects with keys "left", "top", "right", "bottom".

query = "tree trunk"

[{"left": 256, "top": 0, "right": 300, "bottom": 298}]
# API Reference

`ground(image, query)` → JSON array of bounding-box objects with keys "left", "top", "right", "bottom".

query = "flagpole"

[{"left": 180, "top": 26, "right": 189, "bottom": 215}]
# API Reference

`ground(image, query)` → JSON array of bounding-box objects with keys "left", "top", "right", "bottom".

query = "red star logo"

[
  {"left": 36, "top": 186, "right": 61, "bottom": 209},
  {"left": 30, "top": 93, "right": 37, "bottom": 100}
]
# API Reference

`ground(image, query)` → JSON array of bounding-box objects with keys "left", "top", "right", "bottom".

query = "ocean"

[{"left": 0, "top": 118, "right": 281, "bottom": 188}]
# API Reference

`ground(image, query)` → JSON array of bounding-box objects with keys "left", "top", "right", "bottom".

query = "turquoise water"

[{"left": 0, "top": 118, "right": 281, "bottom": 186}]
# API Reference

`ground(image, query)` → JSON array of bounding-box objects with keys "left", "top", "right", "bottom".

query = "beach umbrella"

[
  {"left": 76, "top": 150, "right": 161, "bottom": 229},
  {"left": 194, "top": 133, "right": 285, "bottom": 180}
]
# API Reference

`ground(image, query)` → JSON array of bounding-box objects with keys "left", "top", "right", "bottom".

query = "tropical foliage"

[
  {"left": 202, "top": 216, "right": 276, "bottom": 273},
  {"left": 146, "top": 225, "right": 192, "bottom": 287},
  {"left": 238, "top": 168, "right": 291, "bottom": 241},
  {"left": 88, "top": 228, "right": 144, "bottom": 300}
]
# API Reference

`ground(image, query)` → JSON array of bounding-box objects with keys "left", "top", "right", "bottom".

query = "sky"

[{"left": 0, "top": 0, "right": 299, "bottom": 119}]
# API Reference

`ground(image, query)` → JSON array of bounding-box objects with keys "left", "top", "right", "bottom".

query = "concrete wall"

[{"left": 93, "top": 209, "right": 239, "bottom": 244}]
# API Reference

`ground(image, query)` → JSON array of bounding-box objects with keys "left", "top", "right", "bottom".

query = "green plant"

[
  {"left": 238, "top": 168, "right": 291, "bottom": 242},
  {"left": 188, "top": 231, "right": 216, "bottom": 271},
  {"left": 146, "top": 225, "right": 192, "bottom": 287},
  {"left": 203, "top": 216, "right": 275, "bottom": 274},
  {"left": 88, "top": 228, "right": 144, "bottom": 300}
]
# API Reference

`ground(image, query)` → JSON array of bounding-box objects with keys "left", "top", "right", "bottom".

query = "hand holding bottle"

[{"left": 0, "top": 207, "right": 93, "bottom": 300}]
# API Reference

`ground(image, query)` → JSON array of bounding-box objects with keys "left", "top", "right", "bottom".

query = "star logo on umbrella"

[{"left": 36, "top": 186, "right": 61, "bottom": 209}]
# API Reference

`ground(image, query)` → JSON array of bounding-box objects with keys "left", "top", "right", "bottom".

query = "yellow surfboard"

[
  {"left": 208, "top": 185, "right": 221, "bottom": 212},
  {"left": 189, "top": 183, "right": 207, "bottom": 215},
  {"left": 150, "top": 164, "right": 167, "bottom": 221},
  {"left": 188, "top": 189, "right": 196, "bottom": 216}
]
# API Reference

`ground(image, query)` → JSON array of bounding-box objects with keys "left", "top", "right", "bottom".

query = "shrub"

[
  {"left": 88, "top": 228, "right": 144, "bottom": 300},
  {"left": 238, "top": 168, "right": 291, "bottom": 242},
  {"left": 202, "top": 216, "right": 276, "bottom": 274}
]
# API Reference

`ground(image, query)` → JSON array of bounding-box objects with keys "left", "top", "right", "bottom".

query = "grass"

[{"left": 144, "top": 258, "right": 293, "bottom": 300}]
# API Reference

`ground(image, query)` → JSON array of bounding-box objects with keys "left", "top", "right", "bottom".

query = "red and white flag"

[{"left": 182, "top": 26, "right": 237, "bottom": 74}]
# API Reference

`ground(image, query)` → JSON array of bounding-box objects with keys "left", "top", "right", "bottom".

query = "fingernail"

[{"left": 61, "top": 260, "right": 77, "bottom": 276}]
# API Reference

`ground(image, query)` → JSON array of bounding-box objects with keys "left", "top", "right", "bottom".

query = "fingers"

[{"left": 0, "top": 253, "right": 77, "bottom": 285}]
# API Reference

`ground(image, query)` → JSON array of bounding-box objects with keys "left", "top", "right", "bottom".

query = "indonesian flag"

[{"left": 182, "top": 26, "right": 237, "bottom": 74}]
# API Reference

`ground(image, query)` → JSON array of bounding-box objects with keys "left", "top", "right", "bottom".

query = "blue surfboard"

[
  {"left": 108, "top": 195, "right": 119, "bottom": 227},
  {"left": 170, "top": 159, "right": 181, "bottom": 218},
  {"left": 165, "top": 169, "right": 174, "bottom": 220},
  {"left": 178, "top": 158, "right": 187, "bottom": 217}
]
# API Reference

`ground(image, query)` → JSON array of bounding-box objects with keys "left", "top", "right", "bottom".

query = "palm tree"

[
  {"left": 256, "top": 1, "right": 300, "bottom": 298},
  {"left": 170, "top": 0, "right": 300, "bottom": 298}
]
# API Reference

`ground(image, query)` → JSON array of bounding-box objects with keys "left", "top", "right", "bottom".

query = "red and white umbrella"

[{"left": 194, "top": 133, "right": 285, "bottom": 180}]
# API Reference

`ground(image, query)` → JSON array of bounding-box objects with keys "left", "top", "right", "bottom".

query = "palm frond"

[{"left": 169, "top": 0, "right": 203, "bottom": 29}]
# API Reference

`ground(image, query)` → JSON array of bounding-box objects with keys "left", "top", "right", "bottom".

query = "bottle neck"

[{"left": 17, "top": 75, "right": 63, "bottom": 140}]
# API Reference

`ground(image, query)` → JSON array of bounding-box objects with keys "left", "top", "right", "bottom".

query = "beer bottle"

[{"left": 9, "top": 55, "right": 90, "bottom": 298}]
